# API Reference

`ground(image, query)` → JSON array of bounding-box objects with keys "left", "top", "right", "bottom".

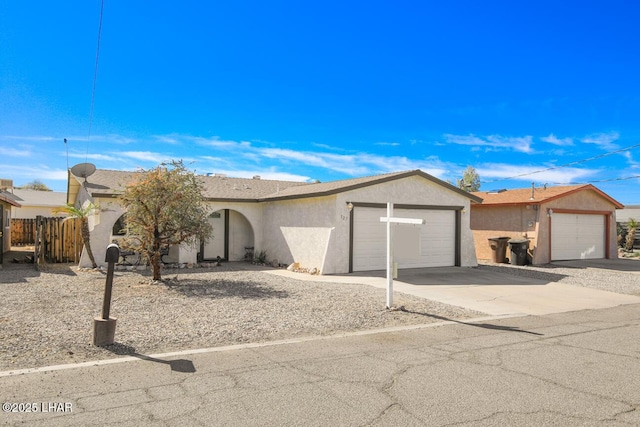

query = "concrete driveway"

[{"left": 268, "top": 264, "right": 640, "bottom": 317}]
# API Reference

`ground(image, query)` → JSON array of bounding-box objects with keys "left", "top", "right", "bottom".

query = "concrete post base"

[{"left": 93, "top": 317, "right": 117, "bottom": 346}]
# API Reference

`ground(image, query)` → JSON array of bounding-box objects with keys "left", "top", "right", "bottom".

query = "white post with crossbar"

[{"left": 380, "top": 202, "right": 425, "bottom": 309}]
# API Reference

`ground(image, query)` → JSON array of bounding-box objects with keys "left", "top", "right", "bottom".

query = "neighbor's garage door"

[
  {"left": 352, "top": 207, "right": 456, "bottom": 272},
  {"left": 551, "top": 213, "right": 605, "bottom": 260}
]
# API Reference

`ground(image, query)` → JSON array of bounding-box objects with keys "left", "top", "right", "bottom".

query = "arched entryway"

[{"left": 201, "top": 209, "right": 255, "bottom": 261}]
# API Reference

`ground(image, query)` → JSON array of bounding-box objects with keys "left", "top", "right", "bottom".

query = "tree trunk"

[
  {"left": 151, "top": 257, "right": 161, "bottom": 281},
  {"left": 151, "top": 231, "right": 162, "bottom": 281},
  {"left": 81, "top": 219, "right": 98, "bottom": 268}
]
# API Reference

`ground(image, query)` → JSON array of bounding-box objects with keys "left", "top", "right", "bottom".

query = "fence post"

[
  {"left": 34, "top": 216, "right": 41, "bottom": 270},
  {"left": 93, "top": 243, "right": 120, "bottom": 346}
]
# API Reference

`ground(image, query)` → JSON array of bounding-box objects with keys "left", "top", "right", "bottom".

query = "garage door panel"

[
  {"left": 353, "top": 207, "right": 455, "bottom": 271},
  {"left": 551, "top": 213, "right": 605, "bottom": 260}
]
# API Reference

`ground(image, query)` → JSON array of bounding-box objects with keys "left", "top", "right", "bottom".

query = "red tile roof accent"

[{"left": 471, "top": 184, "right": 623, "bottom": 208}]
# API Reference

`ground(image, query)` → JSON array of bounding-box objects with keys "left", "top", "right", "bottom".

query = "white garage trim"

[
  {"left": 550, "top": 210, "right": 610, "bottom": 261},
  {"left": 349, "top": 203, "right": 462, "bottom": 272}
]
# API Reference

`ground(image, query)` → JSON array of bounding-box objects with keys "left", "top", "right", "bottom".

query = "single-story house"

[
  {"left": 616, "top": 205, "right": 640, "bottom": 224},
  {"left": 616, "top": 205, "right": 640, "bottom": 249},
  {"left": 67, "top": 167, "right": 482, "bottom": 274},
  {"left": 9, "top": 189, "right": 67, "bottom": 219},
  {"left": 470, "top": 184, "right": 623, "bottom": 264},
  {"left": 0, "top": 190, "right": 22, "bottom": 258}
]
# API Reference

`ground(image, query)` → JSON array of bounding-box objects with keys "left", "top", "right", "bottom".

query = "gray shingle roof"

[
  {"left": 77, "top": 169, "right": 309, "bottom": 201},
  {"left": 261, "top": 169, "right": 483, "bottom": 202},
  {"left": 0, "top": 190, "right": 22, "bottom": 207},
  {"left": 471, "top": 184, "right": 623, "bottom": 208},
  {"left": 10, "top": 189, "right": 67, "bottom": 207},
  {"left": 73, "top": 168, "right": 482, "bottom": 203}
]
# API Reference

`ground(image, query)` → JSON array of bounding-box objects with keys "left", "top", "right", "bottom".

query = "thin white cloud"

[
  {"left": 257, "top": 147, "right": 450, "bottom": 178},
  {"left": 92, "top": 134, "right": 138, "bottom": 145},
  {"left": 374, "top": 142, "right": 401, "bottom": 146},
  {"left": 541, "top": 134, "right": 574, "bottom": 146},
  {"left": 204, "top": 169, "right": 311, "bottom": 182},
  {"left": 1, "top": 135, "right": 58, "bottom": 142},
  {"left": 61, "top": 134, "right": 138, "bottom": 145},
  {"left": 311, "top": 143, "right": 346, "bottom": 151},
  {"left": 260, "top": 148, "right": 337, "bottom": 168},
  {"left": 190, "top": 136, "right": 252, "bottom": 148},
  {"left": 0, "top": 164, "right": 68, "bottom": 180},
  {"left": 580, "top": 131, "right": 619, "bottom": 150},
  {"left": 198, "top": 155, "right": 229, "bottom": 163},
  {"left": 622, "top": 151, "right": 639, "bottom": 168},
  {"left": 118, "top": 151, "right": 170, "bottom": 163},
  {"left": 154, "top": 135, "right": 181, "bottom": 145},
  {"left": 477, "top": 163, "right": 598, "bottom": 184},
  {"left": 444, "top": 134, "right": 533, "bottom": 153},
  {"left": 0, "top": 147, "right": 32, "bottom": 157},
  {"left": 67, "top": 152, "right": 119, "bottom": 161},
  {"left": 258, "top": 148, "right": 367, "bottom": 175}
]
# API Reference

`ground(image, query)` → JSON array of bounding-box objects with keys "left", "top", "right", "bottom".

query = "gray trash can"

[
  {"left": 488, "top": 237, "right": 510, "bottom": 263},
  {"left": 508, "top": 239, "right": 529, "bottom": 266}
]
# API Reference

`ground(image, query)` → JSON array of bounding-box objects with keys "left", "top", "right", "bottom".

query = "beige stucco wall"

[
  {"left": 261, "top": 196, "right": 337, "bottom": 272},
  {"left": 78, "top": 198, "right": 122, "bottom": 267},
  {"left": 471, "top": 205, "right": 539, "bottom": 262},
  {"left": 11, "top": 206, "right": 65, "bottom": 219}
]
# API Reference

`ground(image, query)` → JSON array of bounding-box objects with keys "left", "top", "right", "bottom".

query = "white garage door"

[
  {"left": 551, "top": 213, "right": 605, "bottom": 260},
  {"left": 352, "top": 207, "right": 456, "bottom": 272}
]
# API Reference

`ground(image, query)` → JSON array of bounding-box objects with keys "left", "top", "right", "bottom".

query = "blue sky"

[{"left": 1, "top": 1, "right": 639, "bottom": 203}]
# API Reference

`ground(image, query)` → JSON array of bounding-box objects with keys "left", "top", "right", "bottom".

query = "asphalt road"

[{"left": 2, "top": 303, "right": 640, "bottom": 426}]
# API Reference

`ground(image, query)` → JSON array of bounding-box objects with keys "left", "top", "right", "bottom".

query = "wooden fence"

[
  {"left": 12, "top": 217, "right": 84, "bottom": 265},
  {"left": 11, "top": 218, "right": 38, "bottom": 245}
]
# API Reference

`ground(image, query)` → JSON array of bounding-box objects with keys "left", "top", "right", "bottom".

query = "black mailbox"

[{"left": 105, "top": 243, "right": 120, "bottom": 263}]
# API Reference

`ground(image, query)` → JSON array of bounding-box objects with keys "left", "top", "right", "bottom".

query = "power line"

[
  {"left": 552, "top": 174, "right": 640, "bottom": 185},
  {"left": 483, "top": 142, "right": 640, "bottom": 183},
  {"left": 86, "top": 0, "right": 105, "bottom": 162}
]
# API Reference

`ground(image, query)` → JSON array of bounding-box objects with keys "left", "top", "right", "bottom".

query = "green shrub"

[{"left": 253, "top": 250, "right": 268, "bottom": 264}]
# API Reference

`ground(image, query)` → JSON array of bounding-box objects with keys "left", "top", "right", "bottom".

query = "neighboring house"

[
  {"left": 616, "top": 205, "right": 640, "bottom": 249},
  {"left": 616, "top": 205, "right": 640, "bottom": 224},
  {"left": 471, "top": 184, "right": 623, "bottom": 264},
  {"left": 67, "top": 167, "right": 482, "bottom": 273},
  {"left": 9, "top": 189, "right": 67, "bottom": 219},
  {"left": 0, "top": 190, "right": 22, "bottom": 257}
]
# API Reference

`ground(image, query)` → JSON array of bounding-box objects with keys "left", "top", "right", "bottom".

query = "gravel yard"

[
  {"left": 0, "top": 263, "right": 485, "bottom": 371},
  {"left": 477, "top": 259, "right": 640, "bottom": 296}
]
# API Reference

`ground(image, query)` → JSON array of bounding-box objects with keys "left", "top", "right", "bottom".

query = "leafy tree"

[
  {"left": 625, "top": 218, "right": 638, "bottom": 251},
  {"left": 119, "top": 161, "right": 212, "bottom": 281},
  {"left": 52, "top": 202, "right": 99, "bottom": 268},
  {"left": 456, "top": 166, "right": 481, "bottom": 192},
  {"left": 22, "top": 180, "right": 52, "bottom": 191}
]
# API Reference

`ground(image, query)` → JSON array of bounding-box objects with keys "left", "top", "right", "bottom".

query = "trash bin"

[
  {"left": 488, "top": 237, "right": 510, "bottom": 263},
  {"left": 508, "top": 239, "right": 530, "bottom": 266}
]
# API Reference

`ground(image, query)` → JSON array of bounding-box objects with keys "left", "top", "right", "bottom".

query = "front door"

[{"left": 202, "top": 210, "right": 228, "bottom": 260}]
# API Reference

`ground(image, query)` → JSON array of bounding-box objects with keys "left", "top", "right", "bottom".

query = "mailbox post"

[{"left": 92, "top": 243, "right": 120, "bottom": 346}]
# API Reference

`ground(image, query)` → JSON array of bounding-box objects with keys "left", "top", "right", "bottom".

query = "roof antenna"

[
  {"left": 530, "top": 182, "right": 535, "bottom": 200},
  {"left": 64, "top": 138, "right": 69, "bottom": 170}
]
